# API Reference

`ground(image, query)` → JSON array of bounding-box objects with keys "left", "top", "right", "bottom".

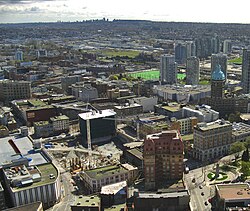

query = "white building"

[
  {"left": 72, "top": 83, "right": 98, "bottom": 102},
  {"left": 160, "top": 55, "right": 177, "bottom": 84},
  {"left": 128, "top": 96, "right": 158, "bottom": 112},
  {"left": 223, "top": 40, "right": 232, "bottom": 54},
  {"left": 182, "top": 105, "right": 219, "bottom": 123},
  {"left": 186, "top": 56, "right": 200, "bottom": 85}
]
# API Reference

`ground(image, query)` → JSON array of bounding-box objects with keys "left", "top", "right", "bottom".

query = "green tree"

[
  {"left": 228, "top": 113, "right": 236, "bottom": 123},
  {"left": 109, "top": 75, "right": 118, "bottom": 80},
  {"left": 242, "top": 148, "right": 249, "bottom": 162},
  {"left": 240, "top": 161, "right": 250, "bottom": 180},
  {"left": 230, "top": 141, "right": 245, "bottom": 159}
]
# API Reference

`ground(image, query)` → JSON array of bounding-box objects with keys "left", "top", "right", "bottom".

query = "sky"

[{"left": 0, "top": 0, "right": 249, "bottom": 24}]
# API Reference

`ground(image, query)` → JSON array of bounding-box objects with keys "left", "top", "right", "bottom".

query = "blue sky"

[{"left": 0, "top": 0, "right": 249, "bottom": 24}]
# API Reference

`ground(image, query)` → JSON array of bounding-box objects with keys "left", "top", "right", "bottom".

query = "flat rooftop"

[
  {"left": 12, "top": 163, "right": 58, "bottom": 192},
  {"left": 232, "top": 122, "right": 250, "bottom": 136},
  {"left": 196, "top": 120, "right": 231, "bottom": 131},
  {"left": 72, "top": 195, "right": 100, "bottom": 207},
  {"left": 217, "top": 183, "right": 250, "bottom": 200},
  {"left": 101, "top": 181, "right": 127, "bottom": 195},
  {"left": 0, "top": 136, "right": 48, "bottom": 166},
  {"left": 138, "top": 190, "right": 189, "bottom": 199},
  {"left": 84, "top": 164, "right": 128, "bottom": 180},
  {"left": 114, "top": 103, "right": 142, "bottom": 109},
  {"left": 79, "top": 109, "right": 116, "bottom": 120}
]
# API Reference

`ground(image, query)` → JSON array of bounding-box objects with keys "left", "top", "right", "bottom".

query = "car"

[
  {"left": 205, "top": 201, "right": 208, "bottom": 206},
  {"left": 201, "top": 192, "right": 204, "bottom": 196}
]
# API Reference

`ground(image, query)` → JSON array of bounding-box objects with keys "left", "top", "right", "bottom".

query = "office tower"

[
  {"left": 211, "top": 65, "right": 225, "bottom": 99},
  {"left": 211, "top": 35, "right": 220, "bottom": 54},
  {"left": 175, "top": 43, "right": 187, "bottom": 64},
  {"left": 0, "top": 80, "right": 31, "bottom": 103},
  {"left": 186, "top": 56, "right": 200, "bottom": 85},
  {"left": 242, "top": 47, "right": 250, "bottom": 94},
  {"left": 211, "top": 53, "right": 227, "bottom": 82},
  {"left": 186, "top": 41, "right": 196, "bottom": 58},
  {"left": 160, "top": 55, "right": 177, "bottom": 84},
  {"left": 15, "top": 50, "right": 23, "bottom": 61},
  {"left": 144, "top": 130, "right": 184, "bottom": 190},
  {"left": 223, "top": 40, "right": 232, "bottom": 54}
]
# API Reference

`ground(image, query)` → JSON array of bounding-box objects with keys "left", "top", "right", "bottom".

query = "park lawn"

[
  {"left": 228, "top": 57, "right": 242, "bottom": 65},
  {"left": 100, "top": 49, "right": 140, "bottom": 58}
]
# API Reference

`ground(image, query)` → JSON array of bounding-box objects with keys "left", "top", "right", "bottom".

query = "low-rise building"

[
  {"left": 232, "top": 122, "right": 250, "bottom": 143},
  {"left": 182, "top": 104, "right": 219, "bottom": 123},
  {"left": 128, "top": 96, "right": 158, "bottom": 112},
  {"left": 71, "top": 195, "right": 100, "bottom": 211},
  {"left": 0, "top": 80, "right": 31, "bottom": 104},
  {"left": 133, "top": 190, "right": 190, "bottom": 211},
  {"left": 193, "top": 120, "right": 233, "bottom": 162},
  {"left": 214, "top": 183, "right": 250, "bottom": 211},
  {"left": 170, "top": 117, "right": 198, "bottom": 135},
  {"left": 154, "top": 102, "right": 183, "bottom": 119},
  {"left": 114, "top": 103, "right": 143, "bottom": 118},
  {"left": 81, "top": 164, "right": 138, "bottom": 193}
]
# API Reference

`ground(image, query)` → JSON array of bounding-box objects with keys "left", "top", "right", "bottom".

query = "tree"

[
  {"left": 230, "top": 141, "right": 245, "bottom": 160},
  {"left": 240, "top": 161, "right": 250, "bottom": 180},
  {"left": 242, "top": 148, "right": 249, "bottom": 162},
  {"left": 109, "top": 75, "right": 118, "bottom": 80}
]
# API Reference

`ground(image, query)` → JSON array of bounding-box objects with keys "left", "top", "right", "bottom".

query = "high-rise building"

[
  {"left": 15, "top": 50, "right": 23, "bottom": 61},
  {"left": 0, "top": 80, "right": 31, "bottom": 103},
  {"left": 211, "top": 35, "right": 220, "bottom": 54},
  {"left": 211, "top": 64, "right": 225, "bottom": 99},
  {"left": 193, "top": 120, "right": 232, "bottom": 162},
  {"left": 175, "top": 43, "right": 187, "bottom": 64},
  {"left": 242, "top": 48, "right": 250, "bottom": 94},
  {"left": 223, "top": 40, "right": 232, "bottom": 54},
  {"left": 186, "top": 41, "right": 196, "bottom": 58},
  {"left": 186, "top": 56, "right": 200, "bottom": 85},
  {"left": 211, "top": 53, "right": 227, "bottom": 82},
  {"left": 195, "top": 37, "right": 212, "bottom": 59},
  {"left": 144, "top": 130, "right": 184, "bottom": 190},
  {"left": 160, "top": 55, "right": 177, "bottom": 84}
]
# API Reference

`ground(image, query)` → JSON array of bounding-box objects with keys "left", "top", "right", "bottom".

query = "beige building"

[
  {"left": 193, "top": 120, "right": 232, "bottom": 162},
  {"left": 0, "top": 80, "right": 31, "bottom": 103},
  {"left": 81, "top": 164, "right": 138, "bottom": 193}
]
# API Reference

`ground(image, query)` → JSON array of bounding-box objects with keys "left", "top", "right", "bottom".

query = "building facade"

[
  {"left": 0, "top": 80, "right": 31, "bottom": 104},
  {"left": 160, "top": 55, "right": 177, "bottom": 84},
  {"left": 193, "top": 120, "right": 232, "bottom": 162},
  {"left": 242, "top": 47, "right": 250, "bottom": 94},
  {"left": 186, "top": 56, "right": 200, "bottom": 85},
  {"left": 144, "top": 130, "right": 184, "bottom": 190}
]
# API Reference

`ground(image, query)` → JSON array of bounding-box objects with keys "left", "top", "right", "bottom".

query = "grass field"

[
  {"left": 100, "top": 49, "right": 140, "bottom": 58},
  {"left": 128, "top": 70, "right": 186, "bottom": 80},
  {"left": 228, "top": 57, "right": 242, "bottom": 65}
]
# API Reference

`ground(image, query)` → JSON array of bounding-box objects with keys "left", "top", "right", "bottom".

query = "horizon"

[{"left": 0, "top": 0, "right": 250, "bottom": 24}]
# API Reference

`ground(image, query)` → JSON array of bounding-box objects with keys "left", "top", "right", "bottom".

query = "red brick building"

[{"left": 143, "top": 130, "right": 184, "bottom": 190}]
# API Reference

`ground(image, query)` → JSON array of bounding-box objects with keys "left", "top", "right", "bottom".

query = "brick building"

[{"left": 143, "top": 130, "right": 184, "bottom": 190}]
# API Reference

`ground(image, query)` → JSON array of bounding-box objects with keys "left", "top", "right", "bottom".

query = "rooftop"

[
  {"left": 50, "top": 115, "right": 69, "bottom": 121},
  {"left": 161, "top": 103, "right": 181, "bottom": 112},
  {"left": 72, "top": 195, "right": 100, "bottom": 207},
  {"left": 101, "top": 181, "right": 127, "bottom": 195},
  {"left": 28, "top": 99, "right": 46, "bottom": 107},
  {"left": 10, "top": 163, "right": 58, "bottom": 192},
  {"left": 79, "top": 109, "right": 116, "bottom": 120},
  {"left": 232, "top": 122, "right": 250, "bottom": 136},
  {"left": 217, "top": 183, "right": 250, "bottom": 200},
  {"left": 84, "top": 164, "right": 129, "bottom": 180},
  {"left": 114, "top": 103, "right": 142, "bottom": 109},
  {"left": 33, "top": 121, "right": 50, "bottom": 126},
  {"left": 195, "top": 120, "right": 232, "bottom": 131}
]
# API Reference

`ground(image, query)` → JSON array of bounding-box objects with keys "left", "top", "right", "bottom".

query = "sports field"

[{"left": 128, "top": 70, "right": 186, "bottom": 80}]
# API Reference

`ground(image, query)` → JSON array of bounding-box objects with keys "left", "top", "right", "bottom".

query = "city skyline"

[{"left": 0, "top": 0, "right": 250, "bottom": 24}]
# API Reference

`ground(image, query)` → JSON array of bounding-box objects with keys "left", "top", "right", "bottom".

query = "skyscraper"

[
  {"left": 175, "top": 43, "right": 187, "bottom": 64},
  {"left": 186, "top": 56, "right": 200, "bottom": 85},
  {"left": 223, "top": 40, "right": 232, "bottom": 54},
  {"left": 242, "top": 48, "right": 250, "bottom": 94},
  {"left": 211, "top": 35, "right": 220, "bottom": 54},
  {"left": 15, "top": 50, "right": 23, "bottom": 61},
  {"left": 160, "top": 55, "right": 177, "bottom": 84},
  {"left": 186, "top": 41, "right": 196, "bottom": 58},
  {"left": 211, "top": 53, "right": 227, "bottom": 82},
  {"left": 144, "top": 130, "right": 184, "bottom": 190}
]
